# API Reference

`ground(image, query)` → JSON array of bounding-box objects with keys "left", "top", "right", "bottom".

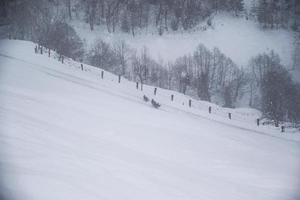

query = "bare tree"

[
  {"left": 132, "top": 47, "right": 149, "bottom": 90},
  {"left": 88, "top": 39, "right": 117, "bottom": 71},
  {"left": 113, "top": 40, "right": 131, "bottom": 77}
]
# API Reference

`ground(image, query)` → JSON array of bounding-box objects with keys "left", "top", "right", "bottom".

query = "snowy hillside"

[
  {"left": 0, "top": 40, "right": 300, "bottom": 200},
  {"left": 71, "top": 13, "right": 294, "bottom": 67}
]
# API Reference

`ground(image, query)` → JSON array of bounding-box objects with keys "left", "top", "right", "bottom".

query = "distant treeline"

[{"left": 1, "top": 0, "right": 299, "bottom": 39}]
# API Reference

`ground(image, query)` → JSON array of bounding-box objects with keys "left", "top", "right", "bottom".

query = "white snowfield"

[{"left": 0, "top": 40, "right": 299, "bottom": 200}]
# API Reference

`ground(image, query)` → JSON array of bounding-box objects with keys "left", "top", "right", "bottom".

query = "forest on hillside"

[{"left": 1, "top": 0, "right": 300, "bottom": 37}]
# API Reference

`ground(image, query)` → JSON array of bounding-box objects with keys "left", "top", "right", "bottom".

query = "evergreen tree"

[
  {"left": 223, "top": 84, "right": 234, "bottom": 108},
  {"left": 261, "top": 66, "right": 291, "bottom": 124},
  {"left": 228, "top": 0, "right": 244, "bottom": 16},
  {"left": 120, "top": 12, "right": 130, "bottom": 33},
  {"left": 257, "top": 0, "right": 269, "bottom": 28}
]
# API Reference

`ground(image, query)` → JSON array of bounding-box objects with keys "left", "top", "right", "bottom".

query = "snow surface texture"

[
  {"left": 71, "top": 13, "right": 294, "bottom": 67},
  {"left": 0, "top": 40, "right": 300, "bottom": 200}
]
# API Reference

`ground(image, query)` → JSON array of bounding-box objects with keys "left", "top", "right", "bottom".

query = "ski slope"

[{"left": 0, "top": 40, "right": 300, "bottom": 200}]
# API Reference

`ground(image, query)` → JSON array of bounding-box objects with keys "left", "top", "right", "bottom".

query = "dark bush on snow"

[{"left": 39, "top": 21, "right": 84, "bottom": 60}]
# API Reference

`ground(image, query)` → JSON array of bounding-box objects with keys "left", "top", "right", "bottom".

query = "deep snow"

[{"left": 0, "top": 40, "right": 300, "bottom": 200}]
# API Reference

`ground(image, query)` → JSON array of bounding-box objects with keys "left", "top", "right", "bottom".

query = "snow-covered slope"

[
  {"left": 71, "top": 14, "right": 294, "bottom": 67},
  {"left": 0, "top": 40, "right": 300, "bottom": 200}
]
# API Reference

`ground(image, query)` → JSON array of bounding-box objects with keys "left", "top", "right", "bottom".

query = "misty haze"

[{"left": 0, "top": 0, "right": 300, "bottom": 200}]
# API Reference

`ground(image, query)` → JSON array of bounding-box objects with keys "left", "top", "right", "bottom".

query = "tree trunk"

[{"left": 66, "top": 0, "right": 72, "bottom": 20}]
